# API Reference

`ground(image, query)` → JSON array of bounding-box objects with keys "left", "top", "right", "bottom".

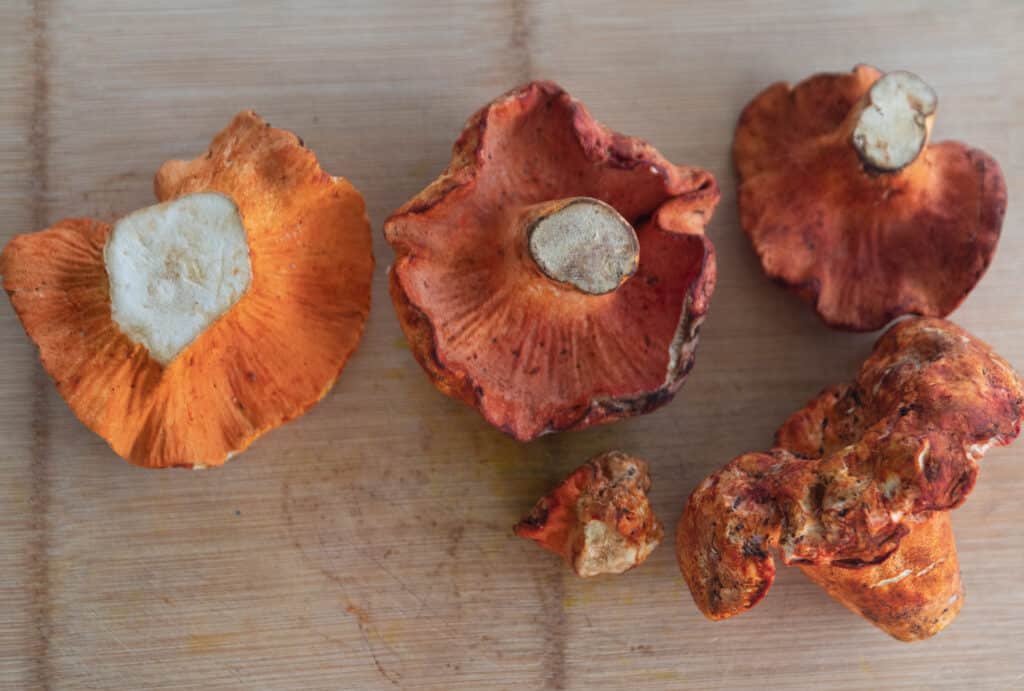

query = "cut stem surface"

[
  {"left": 852, "top": 70, "right": 937, "bottom": 172},
  {"left": 526, "top": 197, "right": 639, "bottom": 295},
  {"left": 105, "top": 192, "right": 252, "bottom": 365}
]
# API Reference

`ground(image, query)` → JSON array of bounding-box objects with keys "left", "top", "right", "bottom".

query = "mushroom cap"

[
  {"left": 385, "top": 81, "right": 719, "bottom": 440},
  {"left": 735, "top": 65, "right": 1007, "bottom": 331},
  {"left": 677, "top": 317, "right": 1023, "bottom": 621},
  {"left": 0, "top": 112, "right": 374, "bottom": 468},
  {"left": 515, "top": 450, "right": 663, "bottom": 576}
]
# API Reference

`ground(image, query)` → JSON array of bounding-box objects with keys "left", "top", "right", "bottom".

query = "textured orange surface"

[
  {"left": 800, "top": 512, "right": 962, "bottom": 642},
  {"left": 1, "top": 112, "right": 373, "bottom": 467},
  {"left": 735, "top": 65, "right": 1007, "bottom": 331},
  {"left": 677, "top": 318, "right": 1023, "bottom": 638},
  {"left": 515, "top": 450, "right": 662, "bottom": 575},
  {"left": 386, "top": 81, "right": 719, "bottom": 440}
]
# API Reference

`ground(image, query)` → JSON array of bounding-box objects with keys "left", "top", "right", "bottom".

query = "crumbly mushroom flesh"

[
  {"left": 515, "top": 451, "right": 663, "bottom": 576},
  {"left": 105, "top": 192, "right": 252, "bottom": 365},
  {"left": 527, "top": 197, "right": 639, "bottom": 295},
  {"left": 573, "top": 519, "right": 647, "bottom": 577},
  {"left": 852, "top": 71, "right": 937, "bottom": 172}
]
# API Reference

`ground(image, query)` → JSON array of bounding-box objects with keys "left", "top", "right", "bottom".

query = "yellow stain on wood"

[
  {"left": 376, "top": 620, "right": 405, "bottom": 645},
  {"left": 188, "top": 632, "right": 243, "bottom": 653},
  {"left": 564, "top": 579, "right": 599, "bottom": 609},
  {"left": 481, "top": 437, "right": 542, "bottom": 499},
  {"left": 414, "top": 404, "right": 544, "bottom": 500},
  {"left": 408, "top": 157, "right": 440, "bottom": 180},
  {"left": 345, "top": 601, "right": 404, "bottom": 646}
]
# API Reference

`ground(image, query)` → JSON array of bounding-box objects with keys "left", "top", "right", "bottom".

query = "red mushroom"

[
  {"left": 735, "top": 65, "right": 1007, "bottom": 331},
  {"left": 385, "top": 81, "right": 718, "bottom": 440}
]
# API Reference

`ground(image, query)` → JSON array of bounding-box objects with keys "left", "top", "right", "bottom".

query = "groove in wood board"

[{"left": 27, "top": 2, "right": 53, "bottom": 689}]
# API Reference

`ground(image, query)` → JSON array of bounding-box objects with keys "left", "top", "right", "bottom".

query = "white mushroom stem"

[
  {"left": 851, "top": 71, "right": 937, "bottom": 172},
  {"left": 524, "top": 197, "right": 639, "bottom": 295}
]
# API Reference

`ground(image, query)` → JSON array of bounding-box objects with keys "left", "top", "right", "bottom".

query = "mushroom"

[
  {"left": 515, "top": 451, "right": 663, "bottom": 577},
  {"left": 734, "top": 65, "right": 1007, "bottom": 331},
  {"left": 0, "top": 112, "right": 374, "bottom": 468},
  {"left": 799, "top": 513, "right": 962, "bottom": 642},
  {"left": 676, "top": 317, "right": 1023, "bottom": 640},
  {"left": 385, "top": 81, "right": 719, "bottom": 441}
]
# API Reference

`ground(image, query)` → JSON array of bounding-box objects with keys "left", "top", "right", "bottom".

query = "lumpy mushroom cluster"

[{"left": 677, "top": 318, "right": 1023, "bottom": 640}]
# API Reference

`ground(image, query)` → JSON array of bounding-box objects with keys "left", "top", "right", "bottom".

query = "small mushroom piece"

[
  {"left": 515, "top": 451, "right": 663, "bottom": 577},
  {"left": 677, "top": 318, "right": 1023, "bottom": 639},
  {"left": 1, "top": 112, "right": 374, "bottom": 467},
  {"left": 386, "top": 81, "right": 719, "bottom": 440},
  {"left": 735, "top": 65, "right": 1007, "bottom": 331}
]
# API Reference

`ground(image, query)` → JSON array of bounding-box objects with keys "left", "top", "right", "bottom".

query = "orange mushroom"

[
  {"left": 385, "top": 81, "right": 719, "bottom": 440},
  {"left": 1, "top": 112, "right": 373, "bottom": 468},
  {"left": 799, "top": 513, "right": 962, "bottom": 642},
  {"left": 735, "top": 65, "right": 1007, "bottom": 331},
  {"left": 677, "top": 318, "right": 1023, "bottom": 640},
  {"left": 516, "top": 451, "right": 662, "bottom": 577}
]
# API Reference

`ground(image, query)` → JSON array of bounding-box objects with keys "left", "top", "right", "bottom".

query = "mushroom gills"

[
  {"left": 105, "top": 192, "right": 252, "bottom": 365},
  {"left": 527, "top": 197, "right": 639, "bottom": 295},
  {"left": 852, "top": 71, "right": 937, "bottom": 172}
]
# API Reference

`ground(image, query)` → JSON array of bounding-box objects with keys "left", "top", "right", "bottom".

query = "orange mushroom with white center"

[
  {"left": 385, "top": 81, "right": 719, "bottom": 440},
  {"left": 1, "top": 112, "right": 374, "bottom": 468},
  {"left": 735, "top": 66, "right": 1007, "bottom": 331}
]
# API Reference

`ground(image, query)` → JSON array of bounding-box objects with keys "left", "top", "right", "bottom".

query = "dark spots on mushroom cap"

[
  {"left": 832, "top": 550, "right": 895, "bottom": 569},
  {"left": 742, "top": 536, "right": 768, "bottom": 559},
  {"left": 808, "top": 480, "right": 826, "bottom": 513},
  {"left": 515, "top": 501, "right": 551, "bottom": 532}
]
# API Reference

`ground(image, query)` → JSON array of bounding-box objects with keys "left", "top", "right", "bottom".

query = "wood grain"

[{"left": 0, "top": 1, "right": 1022, "bottom": 689}]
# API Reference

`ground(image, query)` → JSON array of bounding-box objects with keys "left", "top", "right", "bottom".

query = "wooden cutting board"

[{"left": 2, "top": 2, "right": 1022, "bottom": 689}]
